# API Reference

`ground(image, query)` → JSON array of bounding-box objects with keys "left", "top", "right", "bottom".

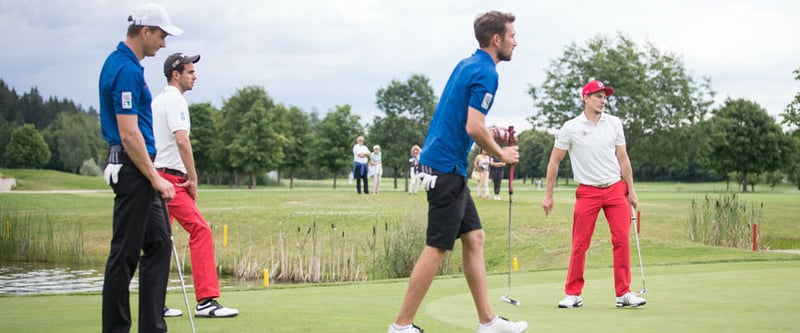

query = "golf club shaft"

[
  {"left": 171, "top": 236, "right": 197, "bottom": 333},
  {"left": 506, "top": 178, "right": 512, "bottom": 294},
  {"left": 162, "top": 200, "right": 197, "bottom": 333},
  {"left": 631, "top": 205, "right": 647, "bottom": 292},
  {"left": 504, "top": 126, "right": 517, "bottom": 300}
]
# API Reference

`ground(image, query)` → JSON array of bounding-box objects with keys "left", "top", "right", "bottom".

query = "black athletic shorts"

[{"left": 424, "top": 165, "right": 482, "bottom": 250}]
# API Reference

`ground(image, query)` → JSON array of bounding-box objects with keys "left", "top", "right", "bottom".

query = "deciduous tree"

[
  {"left": 312, "top": 105, "right": 363, "bottom": 189},
  {"left": 372, "top": 74, "right": 436, "bottom": 188},
  {"left": 709, "top": 99, "right": 785, "bottom": 192},
  {"left": 4, "top": 124, "right": 50, "bottom": 168},
  {"left": 527, "top": 33, "right": 715, "bottom": 181}
]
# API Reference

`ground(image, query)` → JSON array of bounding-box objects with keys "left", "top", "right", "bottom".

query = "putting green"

[
  {"left": 426, "top": 261, "right": 799, "bottom": 332},
  {"left": 2, "top": 260, "right": 797, "bottom": 332}
]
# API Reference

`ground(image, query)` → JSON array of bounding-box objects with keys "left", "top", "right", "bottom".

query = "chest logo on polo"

[{"left": 481, "top": 93, "right": 493, "bottom": 109}]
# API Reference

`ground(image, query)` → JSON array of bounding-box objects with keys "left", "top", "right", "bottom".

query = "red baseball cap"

[{"left": 582, "top": 80, "right": 614, "bottom": 98}]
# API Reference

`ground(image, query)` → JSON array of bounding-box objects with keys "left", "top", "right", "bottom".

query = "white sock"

[
  {"left": 392, "top": 323, "right": 412, "bottom": 331},
  {"left": 480, "top": 316, "right": 499, "bottom": 328}
]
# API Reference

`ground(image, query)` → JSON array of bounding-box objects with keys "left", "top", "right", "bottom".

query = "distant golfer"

[
  {"left": 541, "top": 80, "right": 645, "bottom": 308},
  {"left": 153, "top": 53, "right": 239, "bottom": 318},
  {"left": 388, "top": 11, "right": 527, "bottom": 333},
  {"left": 98, "top": 3, "right": 179, "bottom": 332}
]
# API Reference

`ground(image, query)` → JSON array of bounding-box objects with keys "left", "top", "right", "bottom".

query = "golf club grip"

[
  {"left": 160, "top": 197, "right": 173, "bottom": 236},
  {"left": 637, "top": 210, "right": 641, "bottom": 234},
  {"left": 507, "top": 125, "right": 516, "bottom": 195},
  {"left": 508, "top": 164, "right": 514, "bottom": 194}
]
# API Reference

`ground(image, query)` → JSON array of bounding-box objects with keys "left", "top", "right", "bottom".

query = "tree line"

[{"left": 2, "top": 34, "right": 798, "bottom": 191}]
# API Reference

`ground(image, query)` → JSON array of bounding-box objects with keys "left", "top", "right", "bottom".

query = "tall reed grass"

[
  {"left": 0, "top": 210, "right": 84, "bottom": 264},
  {"left": 215, "top": 209, "right": 460, "bottom": 283},
  {"left": 687, "top": 192, "right": 764, "bottom": 249}
]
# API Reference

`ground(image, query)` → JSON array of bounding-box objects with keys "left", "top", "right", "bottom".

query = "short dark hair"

[
  {"left": 126, "top": 22, "right": 161, "bottom": 38},
  {"left": 474, "top": 11, "right": 515, "bottom": 48},
  {"left": 164, "top": 62, "right": 186, "bottom": 81}
]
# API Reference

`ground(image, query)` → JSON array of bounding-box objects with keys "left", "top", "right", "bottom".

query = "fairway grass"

[
  {"left": 1, "top": 260, "right": 797, "bottom": 333},
  {"left": 2, "top": 170, "right": 799, "bottom": 332}
]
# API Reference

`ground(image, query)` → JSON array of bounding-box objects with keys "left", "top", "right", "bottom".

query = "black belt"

[
  {"left": 109, "top": 145, "right": 156, "bottom": 161},
  {"left": 157, "top": 168, "right": 186, "bottom": 178},
  {"left": 419, "top": 164, "right": 459, "bottom": 175},
  {"left": 584, "top": 178, "right": 621, "bottom": 188}
]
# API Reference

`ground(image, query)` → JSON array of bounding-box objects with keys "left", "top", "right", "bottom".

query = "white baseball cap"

[{"left": 128, "top": 3, "right": 183, "bottom": 36}]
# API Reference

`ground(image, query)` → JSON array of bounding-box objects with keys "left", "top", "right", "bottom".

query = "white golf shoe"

[
  {"left": 387, "top": 323, "right": 424, "bottom": 333},
  {"left": 476, "top": 316, "right": 528, "bottom": 333},
  {"left": 616, "top": 292, "right": 646, "bottom": 307},
  {"left": 163, "top": 306, "right": 183, "bottom": 317},
  {"left": 195, "top": 299, "right": 239, "bottom": 317},
  {"left": 557, "top": 294, "right": 583, "bottom": 308}
]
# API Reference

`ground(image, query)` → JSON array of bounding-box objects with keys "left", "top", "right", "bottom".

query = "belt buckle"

[{"left": 595, "top": 182, "right": 611, "bottom": 188}]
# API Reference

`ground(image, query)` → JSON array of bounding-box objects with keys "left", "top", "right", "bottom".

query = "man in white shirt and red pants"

[
  {"left": 153, "top": 53, "right": 238, "bottom": 318},
  {"left": 541, "top": 80, "right": 646, "bottom": 309}
]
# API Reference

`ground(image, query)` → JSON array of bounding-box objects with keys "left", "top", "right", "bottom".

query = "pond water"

[
  {"left": 0, "top": 264, "right": 259, "bottom": 295},
  {"left": 0, "top": 264, "right": 112, "bottom": 295}
]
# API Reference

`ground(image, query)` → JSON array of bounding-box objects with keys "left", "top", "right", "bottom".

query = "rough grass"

[{"left": 1, "top": 169, "right": 799, "bottom": 278}]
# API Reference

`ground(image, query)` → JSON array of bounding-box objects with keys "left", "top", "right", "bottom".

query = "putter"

[
  {"left": 501, "top": 126, "right": 520, "bottom": 306},
  {"left": 162, "top": 200, "right": 197, "bottom": 333},
  {"left": 630, "top": 205, "right": 647, "bottom": 294}
]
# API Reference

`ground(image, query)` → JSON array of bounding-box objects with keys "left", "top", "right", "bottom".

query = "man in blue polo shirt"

[
  {"left": 388, "top": 11, "right": 527, "bottom": 333},
  {"left": 99, "top": 3, "right": 180, "bottom": 333}
]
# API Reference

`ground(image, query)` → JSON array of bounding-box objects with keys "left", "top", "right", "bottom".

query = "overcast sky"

[{"left": 1, "top": 0, "right": 798, "bottom": 132}]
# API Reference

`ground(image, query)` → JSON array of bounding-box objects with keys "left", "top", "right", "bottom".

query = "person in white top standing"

[
  {"left": 541, "top": 80, "right": 645, "bottom": 309},
  {"left": 352, "top": 136, "right": 371, "bottom": 194},
  {"left": 152, "top": 52, "right": 239, "bottom": 318},
  {"left": 408, "top": 145, "right": 422, "bottom": 194},
  {"left": 370, "top": 145, "right": 383, "bottom": 195}
]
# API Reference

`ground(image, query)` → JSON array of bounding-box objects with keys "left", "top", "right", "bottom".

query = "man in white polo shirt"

[
  {"left": 541, "top": 79, "right": 645, "bottom": 309},
  {"left": 153, "top": 52, "right": 239, "bottom": 318}
]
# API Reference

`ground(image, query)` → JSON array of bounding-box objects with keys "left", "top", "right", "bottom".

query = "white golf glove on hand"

[
  {"left": 418, "top": 172, "right": 437, "bottom": 191},
  {"left": 104, "top": 163, "right": 122, "bottom": 185}
]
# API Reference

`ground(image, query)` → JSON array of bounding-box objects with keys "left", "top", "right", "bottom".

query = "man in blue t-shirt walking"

[
  {"left": 388, "top": 11, "right": 527, "bottom": 333},
  {"left": 98, "top": 4, "right": 180, "bottom": 333}
]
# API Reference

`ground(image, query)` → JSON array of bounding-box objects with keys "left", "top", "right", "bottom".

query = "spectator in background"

[
  {"left": 408, "top": 145, "right": 422, "bottom": 194},
  {"left": 473, "top": 149, "right": 491, "bottom": 198},
  {"left": 370, "top": 145, "right": 383, "bottom": 195},
  {"left": 489, "top": 155, "right": 505, "bottom": 200},
  {"left": 352, "top": 136, "right": 370, "bottom": 194}
]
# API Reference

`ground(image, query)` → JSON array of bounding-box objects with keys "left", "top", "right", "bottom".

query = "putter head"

[
  {"left": 635, "top": 288, "right": 647, "bottom": 294},
  {"left": 501, "top": 295, "right": 521, "bottom": 306}
]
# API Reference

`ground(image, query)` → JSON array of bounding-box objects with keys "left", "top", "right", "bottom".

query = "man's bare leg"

[
  {"left": 461, "top": 229, "right": 495, "bottom": 323},
  {"left": 393, "top": 245, "right": 447, "bottom": 326}
]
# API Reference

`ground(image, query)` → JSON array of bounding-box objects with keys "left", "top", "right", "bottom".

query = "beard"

[{"left": 498, "top": 47, "right": 513, "bottom": 62}]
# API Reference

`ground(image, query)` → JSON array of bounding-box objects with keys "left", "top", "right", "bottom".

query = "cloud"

[{"left": 0, "top": 0, "right": 797, "bottom": 130}]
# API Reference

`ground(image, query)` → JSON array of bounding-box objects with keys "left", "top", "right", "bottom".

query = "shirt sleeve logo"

[
  {"left": 121, "top": 92, "right": 132, "bottom": 109},
  {"left": 481, "top": 92, "right": 493, "bottom": 110}
]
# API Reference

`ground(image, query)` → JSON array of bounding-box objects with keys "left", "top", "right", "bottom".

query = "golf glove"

[
  {"left": 418, "top": 172, "right": 437, "bottom": 191},
  {"left": 104, "top": 163, "right": 122, "bottom": 185}
]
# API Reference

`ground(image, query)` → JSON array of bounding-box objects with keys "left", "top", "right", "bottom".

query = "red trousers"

[
  {"left": 160, "top": 171, "right": 220, "bottom": 302},
  {"left": 565, "top": 181, "right": 631, "bottom": 297}
]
